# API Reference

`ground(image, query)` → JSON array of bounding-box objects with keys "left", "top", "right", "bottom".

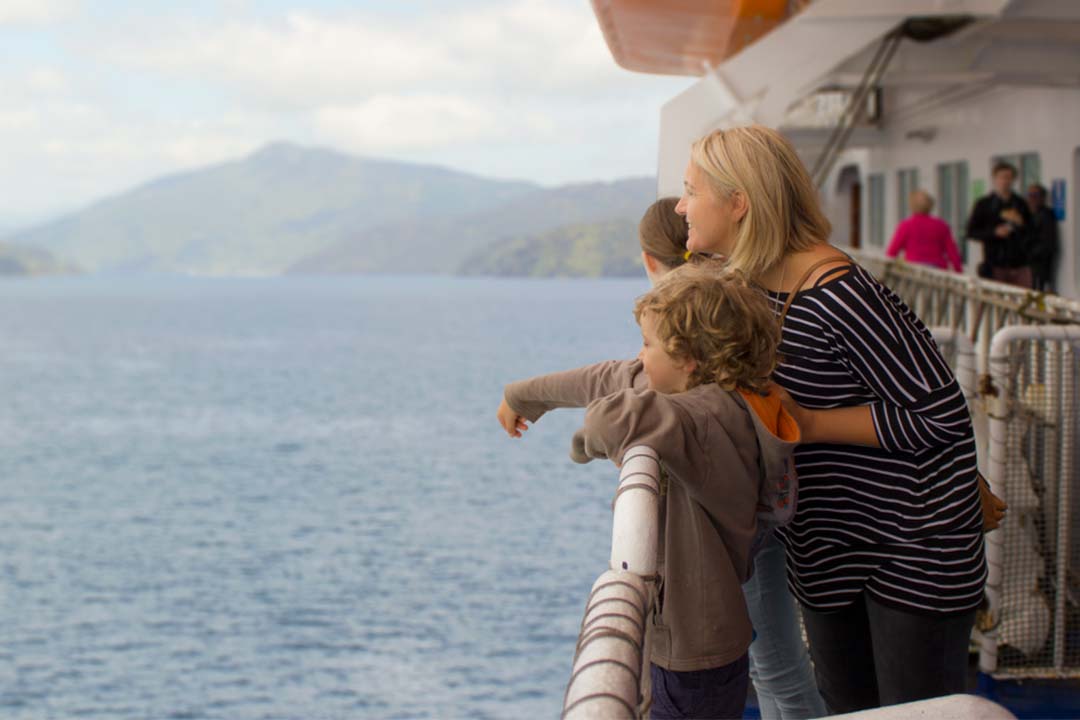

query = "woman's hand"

[
  {"left": 769, "top": 382, "right": 880, "bottom": 447},
  {"left": 770, "top": 382, "right": 815, "bottom": 443},
  {"left": 979, "top": 475, "right": 1008, "bottom": 531},
  {"left": 497, "top": 398, "right": 529, "bottom": 438}
]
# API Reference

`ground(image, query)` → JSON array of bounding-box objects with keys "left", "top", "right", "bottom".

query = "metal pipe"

[
  {"left": 1055, "top": 343, "right": 1075, "bottom": 670},
  {"left": 981, "top": 325, "right": 1080, "bottom": 674},
  {"left": 563, "top": 445, "right": 660, "bottom": 720}
]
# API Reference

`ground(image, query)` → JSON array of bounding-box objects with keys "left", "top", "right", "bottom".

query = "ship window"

[
  {"left": 993, "top": 152, "right": 1041, "bottom": 190},
  {"left": 897, "top": 168, "right": 919, "bottom": 219},
  {"left": 936, "top": 161, "right": 970, "bottom": 261},
  {"left": 868, "top": 173, "right": 885, "bottom": 247}
]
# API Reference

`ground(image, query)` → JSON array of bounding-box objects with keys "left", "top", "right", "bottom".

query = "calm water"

[{"left": 0, "top": 275, "right": 649, "bottom": 719}]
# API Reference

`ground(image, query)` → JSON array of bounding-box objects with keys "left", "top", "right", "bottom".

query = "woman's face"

[{"left": 675, "top": 161, "right": 742, "bottom": 256}]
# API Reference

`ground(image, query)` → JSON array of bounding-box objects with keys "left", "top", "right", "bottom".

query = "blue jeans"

[{"left": 743, "top": 533, "right": 827, "bottom": 719}]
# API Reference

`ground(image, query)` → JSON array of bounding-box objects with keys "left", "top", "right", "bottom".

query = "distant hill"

[
  {"left": 5, "top": 143, "right": 538, "bottom": 275},
  {"left": 459, "top": 219, "right": 644, "bottom": 277},
  {"left": 289, "top": 177, "right": 655, "bottom": 274},
  {"left": 0, "top": 242, "right": 76, "bottom": 276}
]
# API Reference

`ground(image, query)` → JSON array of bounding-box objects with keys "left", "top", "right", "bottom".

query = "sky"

[{"left": 0, "top": 0, "right": 693, "bottom": 226}]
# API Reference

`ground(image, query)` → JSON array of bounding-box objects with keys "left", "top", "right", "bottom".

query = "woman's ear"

[{"left": 730, "top": 190, "right": 749, "bottom": 223}]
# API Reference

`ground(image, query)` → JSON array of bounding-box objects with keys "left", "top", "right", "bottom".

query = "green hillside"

[
  {"left": 459, "top": 219, "right": 643, "bottom": 277},
  {"left": 289, "top": 177, "right": 655, "bottom": 275},
  {"left": 0, "top": 242, "right": 76, "bottom": 276},
  {"left": 6, "top": 143, "right": 538, "bottom": 275}
]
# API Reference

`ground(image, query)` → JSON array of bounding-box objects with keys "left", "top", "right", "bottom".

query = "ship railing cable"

[{"left": 562, "top": 446, "right": 660, "bottom": 720}]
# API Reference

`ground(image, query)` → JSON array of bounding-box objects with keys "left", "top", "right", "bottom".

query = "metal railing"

[
  {"left": 853, "top": 251, "right": 1080, "bottom": 680},
  {"left": 850, "top": 251, "right": 1080, "bottom": 351},
  {"left": 562, "top": 446, "right": 660, "bottom": 719}
]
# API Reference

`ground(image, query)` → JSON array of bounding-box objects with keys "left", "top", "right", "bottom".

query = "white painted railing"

[
  {"left": 562, "top": 446, "right": 660, "bottom": 720},
  {"left": 849, "top": 250, "right": 1080, "bottom": 353},
  {"left": 829, "top": 694, "right": 1015, "bottom": 719}
]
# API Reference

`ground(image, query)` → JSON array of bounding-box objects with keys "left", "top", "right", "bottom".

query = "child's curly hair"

[{"left": 634, "top": 260, "right": 778, "bottom": 393}]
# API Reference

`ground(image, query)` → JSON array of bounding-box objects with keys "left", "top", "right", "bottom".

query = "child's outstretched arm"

[
  {"left": 497, "top": 359, "right": 644, "bottom": 438},
  {"left": 575, "top": 388, "right": 698, "bottom": 472}
]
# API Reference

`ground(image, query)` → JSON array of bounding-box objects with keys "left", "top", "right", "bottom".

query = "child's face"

[{"left": 638, "top": 312, "right": 696, "bottom": 394}]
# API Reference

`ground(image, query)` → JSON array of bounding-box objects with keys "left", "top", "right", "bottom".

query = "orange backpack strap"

[{"left": 778, "top": 255, "right": 854, "bottom": 329}]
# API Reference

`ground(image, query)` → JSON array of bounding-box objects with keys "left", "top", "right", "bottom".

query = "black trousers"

[
  {"left": 650, "top": 654, "right": 749, "bottom": 720},
  {"left": 800, "top": 592, "right": 975, "bottom": 714}
]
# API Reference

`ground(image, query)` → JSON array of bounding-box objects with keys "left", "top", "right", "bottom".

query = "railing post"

[{"left": 563, "top": 446, "right": 660, "bottom": 720}]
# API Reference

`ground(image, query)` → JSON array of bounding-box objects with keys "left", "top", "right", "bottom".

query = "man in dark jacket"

[
  {"left": 966, "top": 162, "right": 1032, "bottom": 286},
  {"left": 1026, "top": 184, "right": 1059, "bottom": 293}
]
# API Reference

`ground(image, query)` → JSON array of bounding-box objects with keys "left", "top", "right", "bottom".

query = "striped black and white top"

[{"left": 770, "top": 264, "right": 986, "bottom": 615}]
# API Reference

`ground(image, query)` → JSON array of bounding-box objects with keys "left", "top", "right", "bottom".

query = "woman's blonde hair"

[
  {"left": 639, "top": 197, "right": 689, "bottom": 268},
  {"left": 634, "top": 260, "right": 778, "bottom": 393},
  {"left": 690, "top": 125, "right": 830, "bottom": 279}
]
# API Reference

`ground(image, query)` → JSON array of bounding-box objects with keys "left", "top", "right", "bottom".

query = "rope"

[
  {"left": 585, "top": 579, "right": 648, "bottom": 611},
  {"left": 568, "top": 657, "right": 641, "bottom": 685},
  {"left": 562, "top": 692, "right": 637, "bottom": 718},
  {"left": 611, "top": 482, "right": 659, "bottom": 510},
  {"left": 581, "top": 611, "right": 645, "bottom": 636},
  {"left": 573, "top": 628, "right": 642, "bottom": 663}
]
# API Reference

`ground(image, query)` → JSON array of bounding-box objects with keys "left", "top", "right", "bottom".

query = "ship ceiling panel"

[
  {"left": 649, "top": 0, "right": 1013, "bottom": 196},
  {"left": 821, "top": 16, "right": 1080, "bottom": 97}
]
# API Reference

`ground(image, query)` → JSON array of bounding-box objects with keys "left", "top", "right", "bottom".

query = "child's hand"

[{"left": 497, "top": 398, "right": 529, "bottom": 438}]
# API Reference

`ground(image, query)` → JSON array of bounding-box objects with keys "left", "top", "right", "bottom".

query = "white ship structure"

[{"left": 560, "top": 2, "right": 1080, "bottom": 717}]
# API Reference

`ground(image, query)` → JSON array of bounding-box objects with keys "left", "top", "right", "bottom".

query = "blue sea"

[{"left": 0, "top": 275, "right": 650, "bottom": 719}]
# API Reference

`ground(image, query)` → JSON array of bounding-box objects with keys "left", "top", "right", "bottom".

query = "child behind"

[{"left": 496, "top": 262, "right": 800, "bottom": 720}]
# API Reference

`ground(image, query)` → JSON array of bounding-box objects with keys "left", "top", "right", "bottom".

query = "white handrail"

[
  {"left": 563, "top": 446, "right": 660, "bottom": 720},
  {"left": 827, "top": 694, "right": 1015, "bottom": 719}
]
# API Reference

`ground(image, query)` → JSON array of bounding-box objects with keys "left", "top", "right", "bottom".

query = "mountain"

[
  {"left": 459, "top": 219, "right": 644, "bottom": 277},
  {"left": 0, "top": 242, "right": 76, "bottom": 276},
  {"left": 4, "top": 143, "right": 538, "bottom": 275},
  {"left": 289, "top": 177, "right": 656, "bottom": 274}
]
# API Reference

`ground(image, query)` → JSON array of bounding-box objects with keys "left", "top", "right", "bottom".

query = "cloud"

[
  {"left": 0, "top": 1, "right": 691, "bottom": 219},
  {"left": 0, "top": 108, "right": 37, "bottom": 131},
  {"left": 26, "top": 67, "right": 68, "bottom": 94},
  {"left": 0, "top": 0, "right": 76, "bottom": 25},
  {"left": 108, "top": 1, "right": 622, "bottom": 109},
  {"left": 314, "top": 95, "right": 500, "bottom": 153}
]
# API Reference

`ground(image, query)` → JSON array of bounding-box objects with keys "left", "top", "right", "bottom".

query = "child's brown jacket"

[{"left": 505, "top": 359, "right": 800, "bottom": 671}]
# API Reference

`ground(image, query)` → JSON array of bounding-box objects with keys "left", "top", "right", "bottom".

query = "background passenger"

[
  {"left": 639, "top": 198, "right": 826, "bottom": 720},
  {"left": 885, "top": 190, "right": 962, "bottom": 272},
  {"left": 1026, "top": 184, "right": 1059, "bottom": 293},
  {"left": 966, "top": 162, "right": 1032, "bottom": 286}
]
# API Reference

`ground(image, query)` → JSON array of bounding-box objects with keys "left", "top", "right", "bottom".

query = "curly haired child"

[{"left": 496, "top": 261, "right": 800, "bottom": 720}]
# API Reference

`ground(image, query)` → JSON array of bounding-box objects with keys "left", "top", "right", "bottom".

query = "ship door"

[{"left": 835, "top": 165, "right": 862, "bottom": 249}]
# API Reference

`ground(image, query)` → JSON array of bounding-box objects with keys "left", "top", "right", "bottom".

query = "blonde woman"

[{"left": 676, "top": 126, "right": 985, "bottom": 713}]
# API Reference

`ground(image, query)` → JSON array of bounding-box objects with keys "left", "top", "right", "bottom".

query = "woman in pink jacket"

[{"left": 886, "top": 190, "right": 963, "bottom": 272}]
